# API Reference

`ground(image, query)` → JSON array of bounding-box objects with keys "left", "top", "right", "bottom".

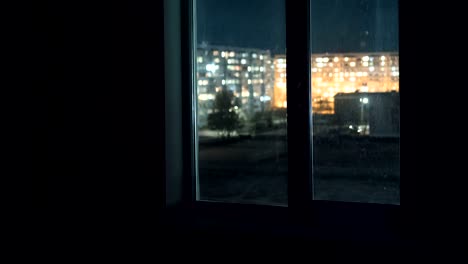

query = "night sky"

[{"left": 197, "top": 0, "right": 398, "bottom": 54}]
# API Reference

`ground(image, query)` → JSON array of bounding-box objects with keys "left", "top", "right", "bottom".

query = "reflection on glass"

[
  {"left": 311, "top": 0, "right": 400, "bottom": 204},
  {"left": 196, "top": 0, "right": 287, "bottom": 205}
]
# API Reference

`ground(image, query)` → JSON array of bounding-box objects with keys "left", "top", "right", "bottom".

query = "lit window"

[
  {"left": 350, "top": 62, "right": 356, "bottom": 67},
  {"left": 206, "top": 64, "right": 219, "bottom": 72},
  {"left": 333, "top": 57, "right": 339, "bottom": 62}
]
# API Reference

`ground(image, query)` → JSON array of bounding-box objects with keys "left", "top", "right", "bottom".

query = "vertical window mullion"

[
  {"left": 182, "top": 0, "right": 197, "bottom": 204},
  {"left": 286, "top": 0, "right": 313, "bottom": 208}
]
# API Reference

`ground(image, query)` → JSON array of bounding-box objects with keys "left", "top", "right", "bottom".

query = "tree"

[{"left": 207, "top": 89, "right": 242, "bottom": 138}]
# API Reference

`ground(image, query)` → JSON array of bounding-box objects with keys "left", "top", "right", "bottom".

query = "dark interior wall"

[{"left": 33, "top": 1, "right": 166, "bottom": 213}]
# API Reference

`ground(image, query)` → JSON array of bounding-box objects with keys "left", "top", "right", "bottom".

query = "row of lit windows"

[
  {"left": 198, "top": 56, "right": 272, "bottom": 64},
  {"left": 209, "top": 50, "right": 269, "bottom": 60},
  {"left": 198, "top": 79, "right": 266, "bottom": 86},
  {"left": 311, "top": 71, "right": 399, "bottom": 77},
  {"left": 312, "top": 60, "right": 398, "bottom": 68},
  {"left": 313, "top": 55, "right": 397, "bottom": 63}
]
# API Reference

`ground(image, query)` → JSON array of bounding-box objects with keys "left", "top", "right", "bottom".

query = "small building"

[{"left": 334, "top": 92, "right": 399, "bottom": 137}]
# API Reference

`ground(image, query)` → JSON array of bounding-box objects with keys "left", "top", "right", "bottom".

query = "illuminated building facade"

[
  {"left": 196, "top": 45, "right": 275, "bottom": 127},
  {"left": 273, "top": 52, "right": 399, "bottom": 114}
]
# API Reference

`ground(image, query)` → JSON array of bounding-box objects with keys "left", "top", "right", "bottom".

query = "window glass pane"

[
  {"left": 196, "top": 0, "right": 287, "bottom": 205},
  {"left": 311, "top": 0, "right": 400, "bottom": 204}
]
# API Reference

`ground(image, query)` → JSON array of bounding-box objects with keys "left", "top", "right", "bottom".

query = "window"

[
  {"left": 187, "top": 0, "right": 399, "bottom": 206},
  {"left": 313, "top": 0, "right": 399, "bottom": 205},
  {"left": 195, "top": 0, "right": 287, "bottom": 206}
]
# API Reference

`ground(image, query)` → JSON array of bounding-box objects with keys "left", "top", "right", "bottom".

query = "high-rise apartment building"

[
  {"left": 196, "top": 45, "right": 275, "bottom": 127},
  {"left": 273, "top": 52, "right": 399, "bottom": 114}
]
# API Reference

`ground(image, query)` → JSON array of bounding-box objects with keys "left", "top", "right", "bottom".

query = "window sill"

[{"left": 163, "top": 200, "right": 401, "bottom": 242}]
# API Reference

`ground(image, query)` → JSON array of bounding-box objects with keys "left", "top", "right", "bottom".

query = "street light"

[{"left": 360, "top": 97, "right": 369, "bottom": 135}]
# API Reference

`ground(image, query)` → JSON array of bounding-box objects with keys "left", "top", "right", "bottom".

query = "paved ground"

[{"left": 198, "top": 129, "right": 400, "bottom": 205}]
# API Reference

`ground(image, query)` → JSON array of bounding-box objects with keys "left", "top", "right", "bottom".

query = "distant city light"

[
  {"left": 198, "top": 94, "right": 215, "bottom": 101},
  {"left": 334, "top": 57, "right": 339, "bottom": 62},
  {"left": 381, "top": 56, "right": 386, "bottom": 61},
  {"left": 206, "top": 64, "right": 219, "bottom": 72},
  {"left": 350, "top": 62, "right": 356, "bottom": 67},
  {"left": 362, "top": 56, "right": 370, "bottom": 62}
]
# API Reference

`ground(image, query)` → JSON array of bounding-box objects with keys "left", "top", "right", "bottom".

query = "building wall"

[{"left": 334, "top": 92, "right": 399, "bottom": 137}]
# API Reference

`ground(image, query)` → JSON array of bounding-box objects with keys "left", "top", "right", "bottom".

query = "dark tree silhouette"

[{"left": 208, "top": 89, "right": 242, "bottom": 138}]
